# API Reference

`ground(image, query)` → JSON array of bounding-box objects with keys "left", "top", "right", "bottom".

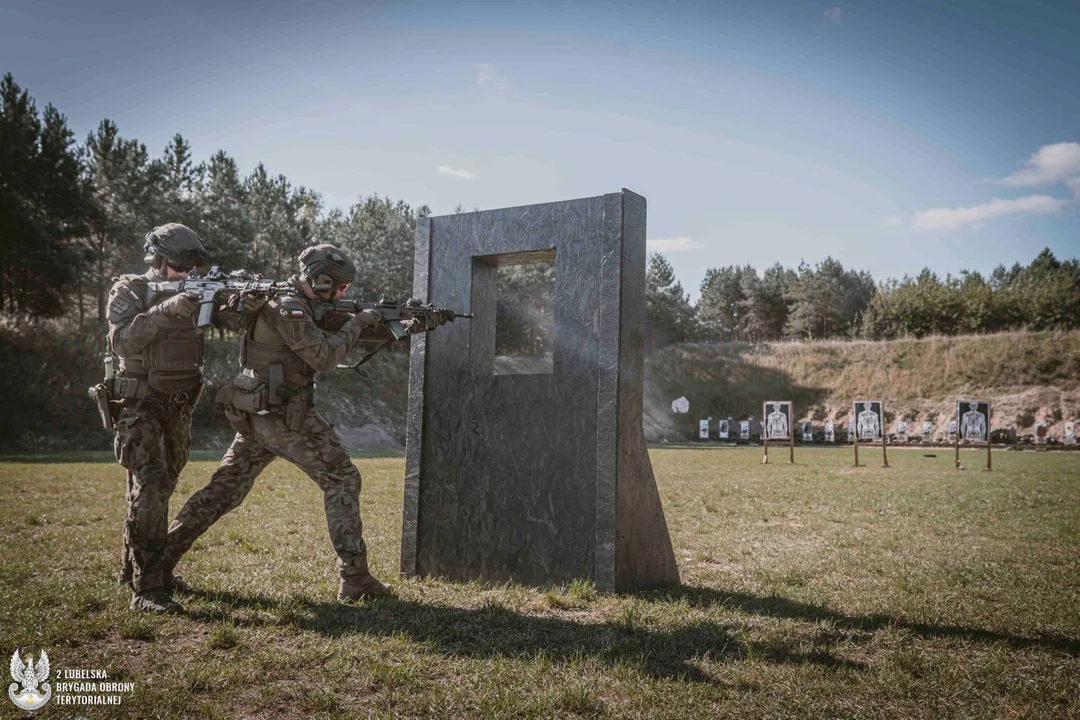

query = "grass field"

[{"left": 1, "top": 446, "right": 1078, "bottom": 719}]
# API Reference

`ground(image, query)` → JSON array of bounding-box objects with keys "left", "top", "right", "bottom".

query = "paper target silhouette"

[
  {"left": 763, "top": 401, "right": 792, "bottom": 440},
  {"left": 853, "top": 401, "right": 884, "bottom": 440},
  {"left": 957, "top": 401, "right": 990, "bottom": 443}
]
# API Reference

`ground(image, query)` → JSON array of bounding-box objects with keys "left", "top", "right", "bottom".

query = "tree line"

[
  {"left": 0, "top": 73, "right": 427, "bottom": 330},
  {"left": 647, "top": 246, "right": 1080, "bottom": 344},
  {"left": 3, "top": 71, "right": 1078, "bottom": 346}
]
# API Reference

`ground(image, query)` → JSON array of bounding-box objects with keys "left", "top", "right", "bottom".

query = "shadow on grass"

[
  {"left": 0, "top": 450, "right": 225, "bottom": 464},
  {"left": 0, "top": 449, "right": 405, "bottom": 464},
  {"left": 185, "top": 587, "right": 865, "bottom": 684},
  {"left": 627, "top": 585, "right": 1080, "bottom": 657}
]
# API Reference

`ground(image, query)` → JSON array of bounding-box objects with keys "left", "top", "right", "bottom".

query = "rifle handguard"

[{"left": 331, "top": 299, "right": 473, "bottom": 374}]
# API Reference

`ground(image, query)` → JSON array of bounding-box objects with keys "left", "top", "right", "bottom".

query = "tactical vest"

[
  {"left": 240, "top": 296, "right": 317, "bottom": 394},
  {"left": 116, "top": 274, "right": 204, "bottom": 395}
]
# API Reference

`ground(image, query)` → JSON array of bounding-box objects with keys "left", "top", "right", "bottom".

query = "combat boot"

[
  {"left": 165, "top": 573, "right": 191, "bottom": 594},
  {"left": 338, "top": 554, "right": 391, "bottom": 601},
  {"left": 130, "top": 588, "right": 183, "bottom": 615},
  {"left": 159, "top": 555, "right": 191, "bottom": 594},
  {"left": 121, "top": 571, "right": 188, "bottom": 593}
]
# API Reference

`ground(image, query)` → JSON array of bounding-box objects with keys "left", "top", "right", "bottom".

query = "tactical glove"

[
  {"left": 156, "top": 293, "right": 198, "bottom": 318},
  {"left": 402, "top": 314, "right": 438, "bottom": 334},
  {"left": 359, "top": 309, "right": 383, "bottom": 326},
  {"left": 240, "top": 292, "right": 268, "bottom": 314}
]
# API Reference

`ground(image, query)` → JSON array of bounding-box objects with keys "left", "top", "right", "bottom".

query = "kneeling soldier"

[{"left": 162, "top": 244, "right": 418, "bottom": 601}]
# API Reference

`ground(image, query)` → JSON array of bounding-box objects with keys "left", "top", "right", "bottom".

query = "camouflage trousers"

[
  {"left": 114, "top": 399, "right": 194, "bottom": 592},
  {"left": 162, "top": 407, "right": 368, "bottom": 579}
]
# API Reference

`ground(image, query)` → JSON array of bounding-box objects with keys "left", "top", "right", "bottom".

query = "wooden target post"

[
  {"left": 882, "top": 421, "right": 890, "bottom": 468},
  {"left": 954, "top": 426, "right": 962, "bottom": 470},
  {"left": 761, "top": 405, "right": 768, "bottom": 464},
  {"left": 790, "top": 418, "right": 795, "bottom": 464},
  {"left": 853, "top": 418, "right": 860, "bottom": 467},
  {"left": 762, "top": 421, "right": 769, "bottom": 464}
]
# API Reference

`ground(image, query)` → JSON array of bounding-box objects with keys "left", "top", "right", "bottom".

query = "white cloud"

[
  {"left": 880, "top": 216, "right": 904, "bottom": 228},
  {"left": 908, "top": 141, "right": 1079, "bottom": 231},
  {"left": 438, "top": 165, "right": 475, "bottom": 180},
  {"left": 911, "top": 195, "right": 1070, "bottom": 231},
  {"left": 824, "top": 7, "right": 843, "bottom": 22},
  {"left": 646, "top": 236, "right": 703, "bottom": 252},
  {"left": 1002, "top": 142, "right": 1080, "bottom": 188},
  {"left": 474, "top": 63, "right": 510, "bottom": 91}
]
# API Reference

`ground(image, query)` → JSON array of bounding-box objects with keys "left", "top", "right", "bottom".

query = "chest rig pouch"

[
  {"left": 235, "top": 305, "right": 318, "bottom": 431},
  {"left": 229, "top": 374, "right": 269, "bottom": 414},
  {"left": 117, "top": 277, "right": 204, "bottom": 395},
  {"left": 146, "top": 330, "right": 204, "bottom": 394}
]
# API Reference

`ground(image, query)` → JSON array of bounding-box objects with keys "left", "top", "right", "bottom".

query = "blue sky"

[{"left": 3, "top": 0, "right": 1078, "bottom": 299}]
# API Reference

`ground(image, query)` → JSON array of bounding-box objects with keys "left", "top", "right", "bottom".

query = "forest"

[{"left": 4, "top": 72, "right": 1079, "bottom": 347}]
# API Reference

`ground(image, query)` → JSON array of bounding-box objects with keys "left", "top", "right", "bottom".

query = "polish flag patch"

[{"left": 280, "top": 306, "right": 306, "bottom": 319}]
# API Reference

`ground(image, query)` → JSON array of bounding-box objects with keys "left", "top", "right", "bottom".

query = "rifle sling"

[{"left": 354, "top": 339, "right": 396, "bottom": 368}]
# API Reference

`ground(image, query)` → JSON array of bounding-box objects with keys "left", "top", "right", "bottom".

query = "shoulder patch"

[
  {"left": 110, "top": 296, "right": 133, "bottom": 315},
  {"left": 280, "top": 304, "right": 308, "bottom": 320},
  {"left": 110, "top": 274, "right": 145, "bottom": 292}
]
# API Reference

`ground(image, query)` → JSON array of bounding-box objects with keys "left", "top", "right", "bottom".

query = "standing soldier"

[
  {"left": 161, "top": 244, "right": 432, "bottom": 602},
  {"left": 108, "top": 223, "right": 246, "bottom": 614}
]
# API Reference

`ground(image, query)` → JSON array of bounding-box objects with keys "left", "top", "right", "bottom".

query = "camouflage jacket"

[
  {"left": 107, "top": 271, "right": 245, "bottom": 358},
  {"left": 242, "top": 278, "right": 393, "bottom": 387}
]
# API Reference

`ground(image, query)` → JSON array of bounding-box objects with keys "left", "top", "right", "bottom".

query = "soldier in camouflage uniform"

[
  {"left": 109, "top": 223, "right": 256, "bottom": 614},
  {"left": 161, "top": 244, "right": 427, "bottom": 601}
]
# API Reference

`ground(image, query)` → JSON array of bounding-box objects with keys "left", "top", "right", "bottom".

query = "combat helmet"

[
  {"left": 298, "top": 243, "right": 355, "bottom": 295},
  {"left": 143, "top": 223, "right": 207, "bottom": 270}
]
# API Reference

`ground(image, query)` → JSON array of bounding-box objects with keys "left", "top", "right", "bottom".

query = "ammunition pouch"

[
  {"left": 215, "top": 374, "right": 269, "bottom": 435},
  {"left": 229, "top": 374, "right": 269, "bottom": 415},
  {"left": 113, "top": 376, "right": 151, "bottom": 401},
  {"left": 146, "top": 335, "right": 203, "bottom": 394},
  {"left": 215, "top": 371, "right": 311, "bottom": 433}
]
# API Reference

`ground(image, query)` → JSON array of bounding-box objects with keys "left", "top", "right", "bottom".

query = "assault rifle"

[
  {"left": 322, "top": 296, "right": 473, "bottom": 374},
  {"left": 146, "top": 265, "right": 473, "bottom": 373},
  {"left": 145, "top": 265, "right": 294, "bottom": 327}
]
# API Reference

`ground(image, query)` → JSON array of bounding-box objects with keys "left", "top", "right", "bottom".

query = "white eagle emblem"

[{"left": 8, "top": 649, "right": 52, "bottom": 711}]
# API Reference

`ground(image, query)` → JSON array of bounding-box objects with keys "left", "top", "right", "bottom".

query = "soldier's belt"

[
  {"left": 113, "top": 375, "right": 200, "bottom": 404},
  {"left": 224, "top": 372, "right": 314, "bottom": 420}
]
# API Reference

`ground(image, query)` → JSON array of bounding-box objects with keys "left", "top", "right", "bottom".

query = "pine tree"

[
  {"left": 646, "top": 253, "right": 698, "bottom": 348},
  {"left": 195, "top": 150, "right": 254, "bottom": 272},
  {"left": 329, "top": 195, "right": 428, "bottom": 300},
  {"left": 0, "top": 74, "right": 89, "bottom": 318},
  {"left": 697, "top": 266, "right": 745, "bottom": 341}
]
